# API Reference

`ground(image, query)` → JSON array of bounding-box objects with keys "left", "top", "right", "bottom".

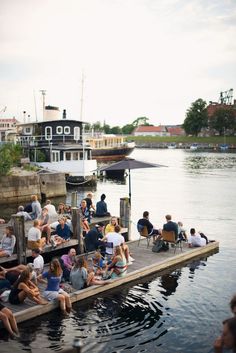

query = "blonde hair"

[{"left": 31, "top": 194, "right": 38, "bottom": 202}]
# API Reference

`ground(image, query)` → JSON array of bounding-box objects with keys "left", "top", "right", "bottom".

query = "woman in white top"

[{"left": 0, "top": 226, "right": 16, "bottom": 257}]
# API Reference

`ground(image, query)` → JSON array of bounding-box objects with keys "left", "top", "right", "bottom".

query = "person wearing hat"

[
  {"left": 84, "top": 222, "right": 105, "bottom": 252},
  {"left": 95, "top": 194, "right": 110, "bottom": 217}
]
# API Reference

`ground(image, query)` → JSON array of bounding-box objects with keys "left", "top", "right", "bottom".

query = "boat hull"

[{"left": 92, "top": 145, "right": 135, "bottom": 162}]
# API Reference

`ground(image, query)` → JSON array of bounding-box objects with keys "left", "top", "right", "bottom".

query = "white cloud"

[{"left": 0, "top": 0, "right": 236, "bottom": 125}]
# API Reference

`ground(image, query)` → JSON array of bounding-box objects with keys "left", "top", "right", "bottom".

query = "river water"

[{"left": 1, "top": 148, "right": 236, "bottom": 352}]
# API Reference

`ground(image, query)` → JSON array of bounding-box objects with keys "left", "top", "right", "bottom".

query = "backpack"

[{"left": 152, "top": 240, "right": 169, "bottom": 253}]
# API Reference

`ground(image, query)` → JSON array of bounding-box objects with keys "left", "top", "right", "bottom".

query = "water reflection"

[{"left": 184, "top": 153, "right": 236, "bottom": 171}]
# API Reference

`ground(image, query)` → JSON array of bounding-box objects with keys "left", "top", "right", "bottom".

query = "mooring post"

[
  {"left": 11, "top": 214, "right": 27, "bottom": 264},
  {"left": 119, "top": 197, "right": 131, "bottom": 241},
  {"left": 71, "top": 207, "right": 84, "bottom": 254},
  {"left": 71, "top": 191, "right": 78, "bottom": 208}
]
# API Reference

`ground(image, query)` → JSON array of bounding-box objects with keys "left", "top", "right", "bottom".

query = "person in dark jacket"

[
  {"left": 137, "top": 211, "right": 161, "bottom": 241},
  {"left": 84, "top": 223, "right": 105, "bottom": 252},
  {"left": 163, "top": 214, "right": 178, "bottom": 240},
  {"left": 95, "top": 194, "right": 110, "bottom": 217}
]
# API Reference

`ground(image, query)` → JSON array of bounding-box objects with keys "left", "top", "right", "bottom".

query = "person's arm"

[
  {"left": 213, "top": 336, "right": 223, "bottom": 353},
  {"left": 108, "top": 256, "right": 118, "bottom": 270},
  {"left": 18, "top": 282, "right": 38, "bottom": 296}
]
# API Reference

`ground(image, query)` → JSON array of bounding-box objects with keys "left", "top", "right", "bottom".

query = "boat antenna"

[{"left": 39, "top": 89, "right": 46, "bottom": 121}]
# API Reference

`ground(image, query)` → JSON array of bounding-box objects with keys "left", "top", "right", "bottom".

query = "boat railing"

[{"left": 16, "top": 134, "right": 84, "bottom": 147}]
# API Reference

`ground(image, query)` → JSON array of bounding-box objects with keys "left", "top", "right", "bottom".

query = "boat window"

[
  {"left": 72, "top": 152, "right": 78, "bottom": 160},
  {"left": 45, "top": 126, "right": 52, "bottom": 140},
  {"left": 74, "top": 127, "right": 80, "bottom": 140},
  {"left": 65, "top": 152, "right": 71, "bottom": 160},
  {"left": 79, "top": 152, "right": 83, "bottom": 160},
  {"left": 52, "top": 151, "right": 60, "bottom": 162},
  {"left": 24, "top": 127, "right": 32, "bottom": 135},
  {"left": 56, "top": 126, "right": 63, "bottom": 135},
  {"left": 64, "top": 126, "right": 70, "bottom": 135}
]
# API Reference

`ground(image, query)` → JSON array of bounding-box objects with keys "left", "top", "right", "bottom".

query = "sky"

[{"left": 0, "top": 0, "right": 236, "bottom": 126}]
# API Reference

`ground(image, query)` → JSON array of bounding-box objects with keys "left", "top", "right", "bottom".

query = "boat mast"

[{"left": 40, "top": 89, "right": 46, "bottom": 121}]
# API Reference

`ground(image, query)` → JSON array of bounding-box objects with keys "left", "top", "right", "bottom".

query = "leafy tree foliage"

[
  {"left": 0, "top": 143, "right": 23, "bottom": 176},
  {"left": 209, "top": 108, "right": 236, "bottom": 135},
  {"left": 183, "top": 99, "right": 208, "bottom": 136},
  {"left": 132, "top": 117, "right": 150, "bottom": 127},
  {"left": 110, "top": 126, "right": 122, "bottom": 134},
  {"left": 122, "top": 124, "right": 135, "bottom": 135}
]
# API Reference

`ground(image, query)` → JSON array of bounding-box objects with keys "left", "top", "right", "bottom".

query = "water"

[{"left": 1, "top": 149, "right": 236, "bottom": 352}]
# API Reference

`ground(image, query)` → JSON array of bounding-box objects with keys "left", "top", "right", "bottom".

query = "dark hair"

[
  {"left": 223, "top": 317, "right": 236, "bottom": 350},
  {"left": 114, "top": 225, "right": 121, "bottom": 233},
  {"left": 32, "top": 248, "right": 41, "bottom": 254},
  {"left": 190, "top": 228, "right": 196, "bottom": 235},
  {"left": 5, "top": 226, "right": 14, "bottom": 235},
  {"left": 165, "top": 214, "right": 172, "bottom": 221},
  {"left": 143, "top": 211, "right": 149, "bottom": 218},
  {"left": 101, "top": 194, "right": 106, "bottom": 201},
  {"left": 230, "top": 295, "right": 236, "bottom": 312},
  {"left": 14, "top": 268, "right": 31, "bottom": 288}
]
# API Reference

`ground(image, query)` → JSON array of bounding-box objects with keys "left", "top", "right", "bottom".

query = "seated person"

[
  {"left": 107, "top": 245, "right": 127, "bottom": 279},
  {"left": 95, "top": 194, "right": 110, "bottom": 217},
  {"left": 0, "top": 302, "right": 19, "bottom": 337},
  {"left": 38, "top": 207, "right": 51, "bottom": 245},
  {"left": 70, "top": 256, "right": 107, "bottom": 290},
  {"left": 104, "top": 216, "right": 119, "bottom": 235},
  {"left": 121, "top": 242, "right": 134, "bottom": 265},
  {"left": 60, "top": 248, "right": 76, "bottom": 281},
  {"left": 30, "top": 194, "right": 42, "bottom": 220},
  {"left": 16, "top": 205, "right": 32, "bottom": 221},
  {"left": 92, "top": 251, "right": 107, "bottom": 275},
  {"left": 27, "top": 220, "right": 46, "bottom": 250},
  {"left": 57, "top": 202, "right": 66, "bottom": 215},
  {"left": 188, "top": 228, "right": 207, "bottom": 247},
  {"left": 84, "top": 222, "right": 105, "bottom": 253},
  {"left": 79, "top": 199, "right": 91, "bottom": 233},
  {"left": 44, "top": 199, "right": 58, "bottom": 219},
  {"left": 137, "top": 211, "right": 161, "bottom": 241},
  {"left": 177, "top": 221, "right": 188, "bottom": 241},
  {"left": 163, "top": 214, "right": 178, "bottom": 240},
  {"left": 0, "top": 226, "right": 16, "bottom": 257},
  {"left": 84, "top": 192, "right": 96, "bottom": 215},
  {"left": 51, "top": 217, "right": 71, "bottom": 245},
  {"left": 102, "top": 225, "right": 125, "bottom": 257}
]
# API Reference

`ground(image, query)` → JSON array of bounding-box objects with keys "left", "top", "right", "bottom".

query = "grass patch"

[{"left": 125, "top": 136, "right": 236, "bottom": 144}]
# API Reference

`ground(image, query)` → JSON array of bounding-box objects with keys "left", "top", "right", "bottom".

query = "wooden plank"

[{"left": 9, "top": 240, "right": 219, "bottom": 324}]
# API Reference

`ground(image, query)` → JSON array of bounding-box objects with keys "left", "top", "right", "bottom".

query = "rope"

[{"left": 66, "top": 179, "right": 93, "bottom": 186}]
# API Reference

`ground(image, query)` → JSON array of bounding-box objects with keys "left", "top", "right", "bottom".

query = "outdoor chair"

[
  {"left": 162, "top": 230, "right": 183, "bottom": 254},
  {"left": 137, "top": 225, "right": 152, "bottom": 248}
]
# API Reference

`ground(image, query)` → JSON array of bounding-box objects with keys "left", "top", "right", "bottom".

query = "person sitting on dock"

[
  {"left": 27, "top": 220, "right": 46, "bottom": 250},
  {"left": 38, "top": 207, "right": 52, "bottom": 245},
  {"left": 0, "top": 226, "right": 16, "bottom": 257},
  {"left": 163, "top": 214, "right": 178, "bottom": 240},
  {"left": 51, "top": 217, "right": 72, "bottom": 246},
  {"left": 38, "top": 258, "right": 72, "bottom": 314},
  {"left": 84, "top": 192, "right": 96, "bottom": 216},
  {"left": 30, "top": 194, "right": 42, "bottom": 220},
  {"left": 104, "top": 216, "right": 119, "bottom": 235},
  {"left": 102, "top": 225, "right": 125, "bottom": 258},
  {"left": 57, "top": 202, "right": 66, "bottom": 215},
  {"left": 16, "top": 205, "right": 32, "bottom": 221},
  {"left": 70, "top": 256, "right": 108, "bottom": 290},
  {"left": 44, "top": 199, "right": 58, "bottom": 219},
  {"left": 95, "top": 194, "right": 111, "bottom": 217},
  {"left": 137, "top": 211, "right": 161, "bottom": 242},
  {"left": 79, "top": 199, "right": 91, "bottom": 233},
  {"left": 177, "top": 221, "right": 188, "bottom": 241},
  {"left": 107, "top": 245, "right": 127, "bottom": 279},
  {"left": 9, "top": 267, "right": 47, "bottom": 305},
  {"left": 188, "top": 228, "right": 207, "bottom": 247},
  {"left": 91, "top": 251, "right": 106, "bottom": 275},
  {"left": 84, "top": 222, "right": 105, "bottom": 253},
  {"left": 0, "top": 302, "right": 19, "bottom": 337},
  {"left": 60, "top": 248, "right": 76, "bottom": 282}
]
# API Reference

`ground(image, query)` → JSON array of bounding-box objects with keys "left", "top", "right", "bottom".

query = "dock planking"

[{"left": 1, "top": 239, "right": 219, "bottom": 325}]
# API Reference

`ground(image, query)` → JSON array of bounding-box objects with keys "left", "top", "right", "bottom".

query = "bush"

[{"left": 0, "top": 143, "right": 23, "bottom": 176}]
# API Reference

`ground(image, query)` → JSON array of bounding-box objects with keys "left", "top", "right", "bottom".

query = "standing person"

[
  {"left": 163, "top": 214, "right": 178, "bottom": 240},
  {"left": 16, "top": 205, "right": 32, "bottom": 221},
  {"left": 38, "top": 258, "right": 72, "bottom": 314},
  {"left": 214, "top": 317, "right": 236, "bottom": 353},
  {"left": 137, "top": 211, "right": 161, "bottom": 242},
  {"left": 0, "top": 303, "right": 19, "bottom": 337},
  {"left": 95, "top": 194, "right": 110, "bottom": 217},
  {"left": 9, "top": 268, "right": 47, "bottom": 305},
  {"left": 188, "top": 228, "right": 206, "bottom": 247},
  {"left": 104, "top": 216, "right": 119, "bottom": 235},
  {"left": 84, "top": 222, "right": 105, "bottom": 252},
  {"left": 30, "top": 195, "right": 42, "bottom": 220},
  {"left": 0, "top": 226, "right": 16, "bottom": 257},
  {"left": 27, "top": 220, "right": 46, "bottom": 250},
  {"left": 38, "top": 207, "right": 51, "bottom": 245}
]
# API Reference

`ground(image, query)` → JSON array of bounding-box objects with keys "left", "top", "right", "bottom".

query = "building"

[
  {"left": 0, "top": 118, "right": 18, "bottom": 142},
  {"left": 133, "top": 125, "right": 185, "bottom": 137}
]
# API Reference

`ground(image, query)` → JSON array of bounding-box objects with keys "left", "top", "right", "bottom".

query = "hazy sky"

[{"left": 0, "top": 0, "right": 236, "bottom": 126}]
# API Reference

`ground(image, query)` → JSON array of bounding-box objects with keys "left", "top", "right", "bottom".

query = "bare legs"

[
  {"left": 0, "top": 307, "right": 19, "bottom": 336},
  {"left": 57, "top": 293, "right": 72, "bottom": 314}
]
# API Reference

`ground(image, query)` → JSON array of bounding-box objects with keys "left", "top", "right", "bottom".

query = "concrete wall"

[{"left": 0, "top": 172, "right": 66, "bottom": 204}]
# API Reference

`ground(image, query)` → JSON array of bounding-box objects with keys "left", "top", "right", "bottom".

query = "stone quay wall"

[{"left": 0, "top": 171, "right": 66, "bottom": 205}]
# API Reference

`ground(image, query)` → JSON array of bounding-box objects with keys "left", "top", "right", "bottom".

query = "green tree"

[
  {"left": 110, "top": 126, "right": 122, "bottom": 134},
  {"left": 183, "top": 99, "right": 208, "bottom": 136},
  {"left": 122, "top": 124, "right": 135, "bottom": 135},
  {"left": 132, "top": 117, "right": 150, "bottom": 127},
  {"left": 103, "top": 124, "right": 111, "bottom": 134},
  {"left": 0, "top": 143, "right": 23, "bottom": 176},
  {"left": 209, "top": 108, "right": 236, "bottom": 136}
]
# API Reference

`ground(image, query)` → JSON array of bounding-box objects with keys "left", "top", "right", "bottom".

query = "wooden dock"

[{"left": 2, "top": 239, "right": 219, "bottom": 325}]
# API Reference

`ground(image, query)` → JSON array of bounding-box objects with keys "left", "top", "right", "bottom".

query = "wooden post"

[
  {"left": 11, "top": 214, "right": 27, "bottom": 264},
  {"left": 71, "top": 191, "right": 78, "bottom": 208},
  {"left": 71, "top": 207, "right": 84, "bottom": 254},
  {"left": 120, "top": 197, "right": 131, "bottom": 241}
]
